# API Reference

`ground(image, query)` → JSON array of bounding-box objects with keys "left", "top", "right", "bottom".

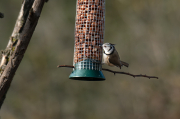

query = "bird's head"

[{"left": 102, "top": 43, "right": 115, "bottom": 55}]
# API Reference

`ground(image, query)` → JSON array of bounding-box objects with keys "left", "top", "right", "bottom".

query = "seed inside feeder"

[{"left": 74, "top": 0, "right": 105, "bottom": 67}]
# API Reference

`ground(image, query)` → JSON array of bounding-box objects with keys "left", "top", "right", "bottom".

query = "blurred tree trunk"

[{"left": 0, "top": 0, "right": 47, "bottom": 109}]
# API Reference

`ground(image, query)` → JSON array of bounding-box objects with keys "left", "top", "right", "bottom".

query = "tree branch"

[
  {"left": 101, "top": 68, "right": 158, "bottom": 79},
  {"left": 57, "top": 65, "right": 158, "bottom": 79},
  {"left": 0, "top": 0, "right": 35, "bottom": 75},
  {"left": 0, "top": 0, "right": 46, "bottom": 109}
]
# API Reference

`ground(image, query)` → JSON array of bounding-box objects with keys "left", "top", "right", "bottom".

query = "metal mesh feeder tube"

[{"left": 69, "top": 0, "right": 105, "bottom": 81}]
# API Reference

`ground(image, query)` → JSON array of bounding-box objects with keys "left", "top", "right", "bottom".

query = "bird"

[{"left": 102, "top": 43, "right": 129, "bottom": 69}]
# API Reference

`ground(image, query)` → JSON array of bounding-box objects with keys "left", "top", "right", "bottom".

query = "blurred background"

[{"left": 0, "top": 0, "right": 180, "bottom": 119}]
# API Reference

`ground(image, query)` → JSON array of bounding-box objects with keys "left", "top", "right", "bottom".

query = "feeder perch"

[{"left": 69, "top": 0, "right": 106, "bottom": 81}]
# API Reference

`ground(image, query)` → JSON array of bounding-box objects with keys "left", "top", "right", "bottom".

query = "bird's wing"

[{"left": 109, "top": 50, "right": 122, "bottom": 68}]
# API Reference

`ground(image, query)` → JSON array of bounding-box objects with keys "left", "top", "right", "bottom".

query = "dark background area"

[{"left": 0, "top": 0, "right": 180, "bottom": 119}]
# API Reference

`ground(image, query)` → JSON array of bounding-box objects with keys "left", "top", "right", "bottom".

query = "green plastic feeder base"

[{"left": 69, "top": 69, "right": 105, "bottom": 81}]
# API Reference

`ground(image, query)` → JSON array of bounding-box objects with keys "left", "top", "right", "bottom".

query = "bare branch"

[
  {"left": 57, "top": 65, "right": 75, "bottom": 68},
  {"left": 6, "top": 0, "right": 35, "bottom": 49},
  {"left": 57, "top": 65, "right": 158, "bottom": 79},
  {"left": 0, "top": 0, "right": 35, "bottom": 76},
  {"left": 101, "top": 68, "right": 158, "bottom": 79},
  {"left": 0, "top": 0, "right": 47, "bottom": 109}
]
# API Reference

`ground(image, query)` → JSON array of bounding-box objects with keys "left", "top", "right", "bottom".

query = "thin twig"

[
  {"left": 57, "top": 65, "right": 158, "bottom": 79},
  {"left": 57, "top": 65, "right": 74, "bottom": 68},
  {"left": 102, "top": 68, "right": 158, "bottom": 79}
]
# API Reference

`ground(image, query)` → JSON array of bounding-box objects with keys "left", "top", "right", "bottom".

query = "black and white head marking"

[{"left": 102, "top": 43, "right": 115, "bottom": 55}]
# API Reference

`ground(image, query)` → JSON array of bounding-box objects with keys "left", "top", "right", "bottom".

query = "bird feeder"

[{"left": 69, "top": 0, "right": 106, "bottom": 81}]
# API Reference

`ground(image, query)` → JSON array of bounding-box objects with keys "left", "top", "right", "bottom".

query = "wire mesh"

[{"left": 73, "top": 0, "right": 105, "bottom": 71}]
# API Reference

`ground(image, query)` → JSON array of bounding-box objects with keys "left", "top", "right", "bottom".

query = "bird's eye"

[{"left": 104, "top": 46, "right": 106, "bottom": 47}]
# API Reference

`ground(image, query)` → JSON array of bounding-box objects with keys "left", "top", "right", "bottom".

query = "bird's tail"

[{"left": 121, "top": 61, "right": 129, "bottom": 67}]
